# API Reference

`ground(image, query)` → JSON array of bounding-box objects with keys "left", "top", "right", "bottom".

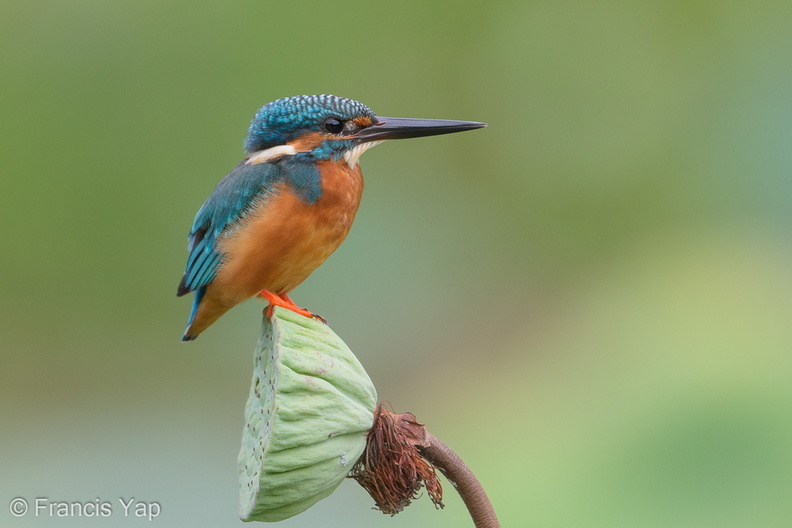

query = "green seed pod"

[{"left": 238, "top": 307, "right": 377, "bottom": 522}]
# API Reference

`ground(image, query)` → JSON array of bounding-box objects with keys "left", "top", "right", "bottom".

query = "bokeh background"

[{"left": 3, "top": 1, "right": 792, "bottom": 526}]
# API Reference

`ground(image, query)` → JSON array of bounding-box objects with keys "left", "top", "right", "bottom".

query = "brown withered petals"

[{"left": 349, "top": 404, "right": 444, "bottom": 514}]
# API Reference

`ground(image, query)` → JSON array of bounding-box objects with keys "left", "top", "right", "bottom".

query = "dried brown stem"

[{"left": 418, "top": 433, "right": 501, "bottom": 528}]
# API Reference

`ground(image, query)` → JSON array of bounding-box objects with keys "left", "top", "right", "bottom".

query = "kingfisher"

[{"left": 177, "top": 94, "right": 485, "bottom": 341}]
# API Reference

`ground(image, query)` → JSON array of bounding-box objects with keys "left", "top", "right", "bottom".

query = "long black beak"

[{"left": 354, "top": 116, "right": 486, "bottom": 142}]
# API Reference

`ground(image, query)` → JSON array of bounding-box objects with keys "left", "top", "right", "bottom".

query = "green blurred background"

[{"left": 3, "top": 1, "right": 792, "bottom": 526}]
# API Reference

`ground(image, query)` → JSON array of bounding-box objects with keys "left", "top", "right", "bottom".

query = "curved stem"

[{"left": 419, "top": 432, "right": 501, "bottom": 528}]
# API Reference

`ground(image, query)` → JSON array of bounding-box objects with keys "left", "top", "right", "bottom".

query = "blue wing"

[{"left": 177, "top": 161, "right": 284, "bottom": 297}]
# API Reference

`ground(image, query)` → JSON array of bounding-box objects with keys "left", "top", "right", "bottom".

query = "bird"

[{"left": 177, "top": 94, "right": 485, "bottom": 341}]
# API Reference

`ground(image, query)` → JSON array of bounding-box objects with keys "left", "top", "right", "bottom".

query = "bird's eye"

[{"left": 323, "top": 117, "right": 344, "bottom": 134}]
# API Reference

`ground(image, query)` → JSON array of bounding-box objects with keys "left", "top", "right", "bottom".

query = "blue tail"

[{"left": 182, "top": 287, "right": 206, "bottom": 342}]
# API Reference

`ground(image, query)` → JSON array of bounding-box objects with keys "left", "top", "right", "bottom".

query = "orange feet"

[{"left": 258, "top": 290, "right": 327, "bottom": 323}]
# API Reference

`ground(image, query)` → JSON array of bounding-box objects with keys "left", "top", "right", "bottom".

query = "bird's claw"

[{"left": 309, "top": 312, "right": 328, "bottom": 325}]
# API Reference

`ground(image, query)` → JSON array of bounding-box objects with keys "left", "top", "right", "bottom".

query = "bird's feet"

[{"left": 258, "top": 290, "right": 327, "bottom": 324}]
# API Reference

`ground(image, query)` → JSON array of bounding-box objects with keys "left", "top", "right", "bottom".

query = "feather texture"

[{"left": 177, "top": 161, "right": 284, "bottom": 297}]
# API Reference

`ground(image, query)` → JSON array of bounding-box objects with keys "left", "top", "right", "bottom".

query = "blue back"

[{"left": 178, "top": 161, "right": 282, "bottom": 297}]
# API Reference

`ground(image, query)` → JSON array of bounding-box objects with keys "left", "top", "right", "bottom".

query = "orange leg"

[{"left": 258, "top": 289, "right": 326, "bottom": 323}]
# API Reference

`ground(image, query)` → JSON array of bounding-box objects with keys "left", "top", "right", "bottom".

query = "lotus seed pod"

[{"left": 238, "top": 307, "right": 377, "bottom": 522}]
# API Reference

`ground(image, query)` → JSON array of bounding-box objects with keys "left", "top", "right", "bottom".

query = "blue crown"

[{"left": 244, "top": 95, "right": 375, "bottom": 153}]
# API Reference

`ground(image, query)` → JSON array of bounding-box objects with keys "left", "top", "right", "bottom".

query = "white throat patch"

[
  {"left": 246, "top": 144, "right": 298, "bottom": 165},
  {"left": 343, "top": 141, "right": 383, "bottom": 169}
]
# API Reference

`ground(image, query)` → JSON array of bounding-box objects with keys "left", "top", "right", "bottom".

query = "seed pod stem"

[{"left": 419, "top": 432, "right": 501, "bottom": 528}]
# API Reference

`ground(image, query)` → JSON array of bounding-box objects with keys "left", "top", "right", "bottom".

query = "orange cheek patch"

[
  {"left": 289, "top": 132, "right": 327, "bottom": 152},
  {"left": 353, "top": 116, "right": 374, "bottom": 128}
]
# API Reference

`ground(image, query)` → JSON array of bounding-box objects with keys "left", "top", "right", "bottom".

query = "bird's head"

[{"left": 243, "top": 94, "right": 485, "bottom": 167}]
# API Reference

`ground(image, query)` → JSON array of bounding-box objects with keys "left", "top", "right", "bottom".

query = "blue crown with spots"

[{"left": 244, "top": 95, "right": 376, "bottom": 153}]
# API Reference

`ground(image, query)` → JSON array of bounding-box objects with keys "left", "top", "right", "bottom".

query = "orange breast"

[{"left": 211, "top": 160, "right": 364, "bottom": 303}]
